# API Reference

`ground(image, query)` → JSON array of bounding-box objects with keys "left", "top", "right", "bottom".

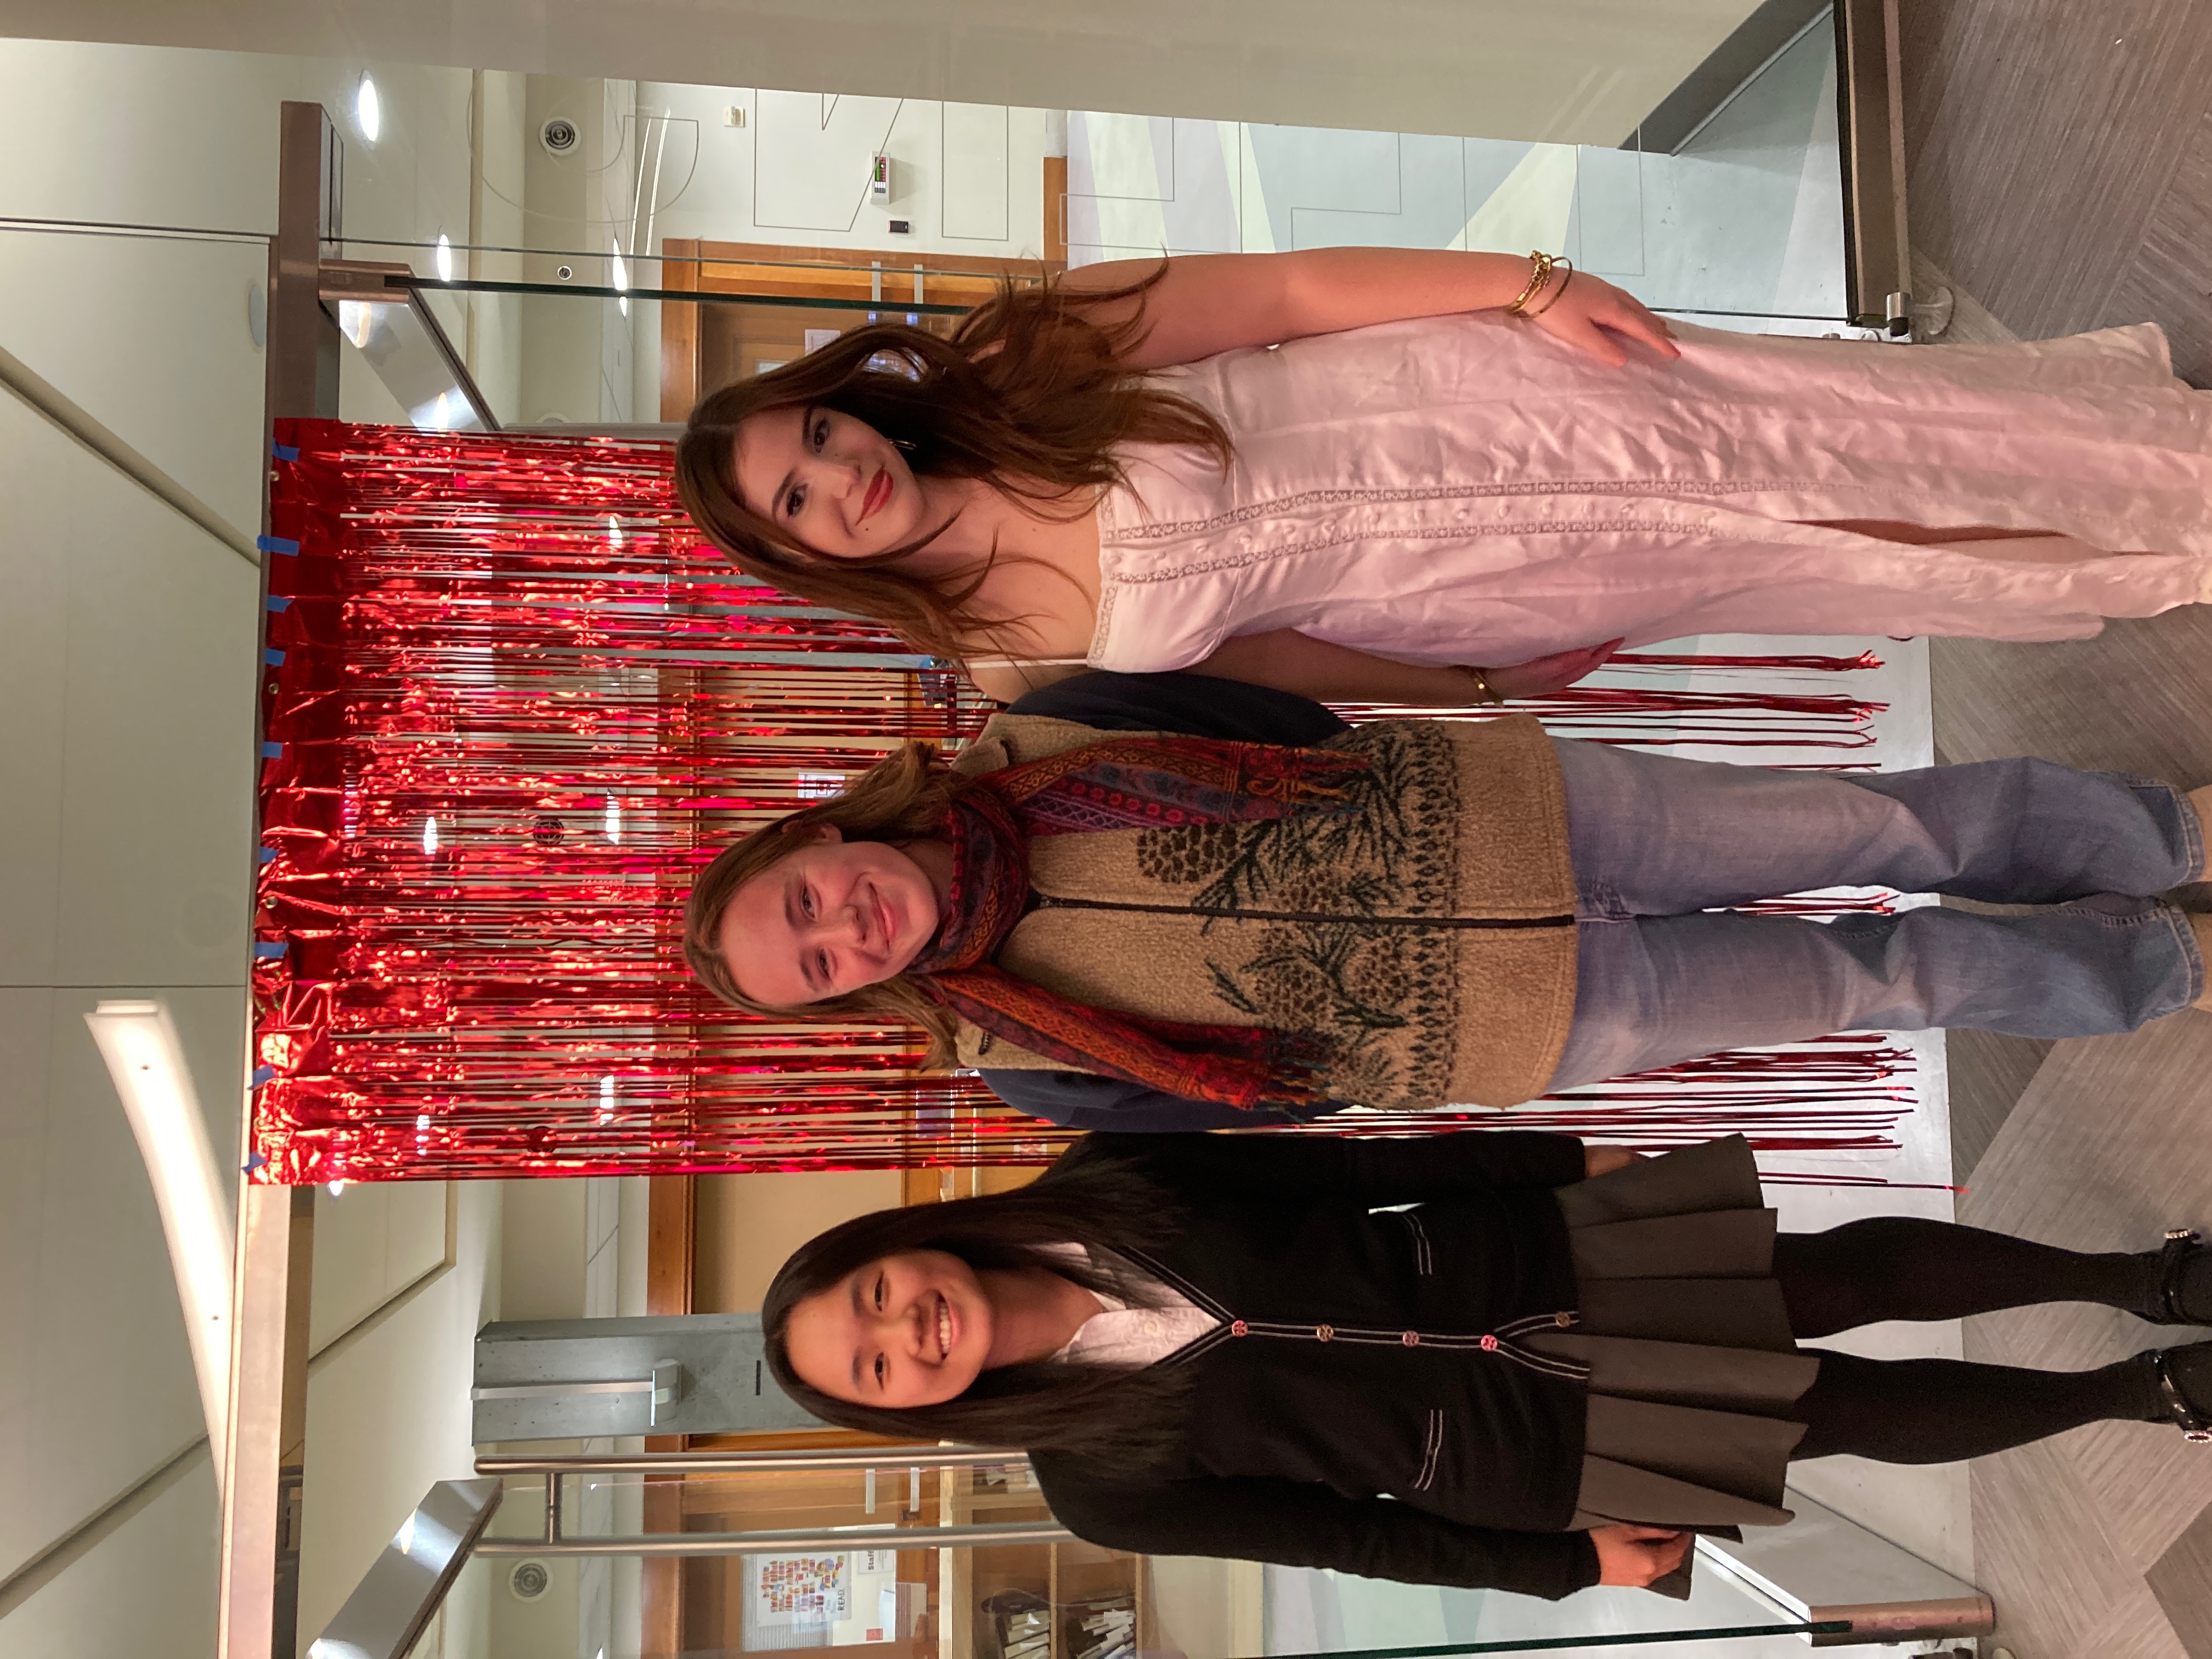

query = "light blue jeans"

[{"left": 1547, "top": 739, "right": 2204, "bottom": 1090}]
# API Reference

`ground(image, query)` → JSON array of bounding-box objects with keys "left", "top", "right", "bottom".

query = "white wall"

[
  {"left": 0, "top": 0, "right": 1768, "bottom": 149},
  {"left": 0, "top": 1453, "right": 223, "bottom": 1657},
  {"left": 0, "top": 42, "right": 505, "bottom": 1659},
  {"left": 514, "top": 74, "right": 640, "bottom": 424},
  {"left": 696, "top": 1171, "right": 903, "bottom": 1314},
  {"left": 469, "top": 70, "right": 531, "bottom": 420},
  {"left": 294, "top": 1183, "right": 505, "bottom": 1652},
  {"left": 637, "top": 86, "right": 1054, "bottom": 263},
  {"left": 0, "top": 41, "right": 483, "bottom": 525},
  {"left": 0, "top": 383, "right": 257, "bottom": 1655}
]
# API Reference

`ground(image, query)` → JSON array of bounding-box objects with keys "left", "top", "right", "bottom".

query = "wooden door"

[{"left": 661, "top": 235, "right": 1064, "bottom": 421}]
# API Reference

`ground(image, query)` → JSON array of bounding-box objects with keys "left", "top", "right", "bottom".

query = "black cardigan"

[
  {"left": 980, "top": 671, "right": 1357, "bottom": 1132},
  {"left": 1026, "top": 1128, "right": 1607, "bottom": 1601}
]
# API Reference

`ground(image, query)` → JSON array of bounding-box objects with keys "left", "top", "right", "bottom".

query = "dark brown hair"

[
  {"left": 672, "top": 265, "right": 1234, "bottom": 661},
  {"left": 761, "top": 1150, "right": 1193, "bottom": 1465},
  {"left": 683, "top": 741, "right": 964, "bottom": 1063}
]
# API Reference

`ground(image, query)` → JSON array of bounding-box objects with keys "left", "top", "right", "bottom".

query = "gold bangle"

[
  {"left": 1505, "top": 250, "right": 1558, "bottom": 317},
  {"left": 1525, "top": 258, "right": 1575, "bottom": 318},
  {"left": 1455, "top": 665, "right": 1506, "bottom": 706}
]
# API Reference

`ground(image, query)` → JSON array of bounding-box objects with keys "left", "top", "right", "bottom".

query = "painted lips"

[{"left": 859, "top": 467, "right": 891, "bottom": 523}]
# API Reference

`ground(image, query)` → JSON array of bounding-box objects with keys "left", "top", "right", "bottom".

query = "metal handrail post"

[
  {"left": 476, "top": 1520, "right": 1073, "bottom": 1557},
  {"left": 478, "top": 1446, "right": 1029, "bottom": 1477}
]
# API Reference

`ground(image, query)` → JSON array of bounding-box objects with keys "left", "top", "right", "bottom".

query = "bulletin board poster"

[{"left": 744, "top": 1550, "right": 901, "bottom": 1649}]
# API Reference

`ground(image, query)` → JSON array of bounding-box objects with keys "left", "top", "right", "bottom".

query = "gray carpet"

[{"left": 1906, "top": 3, "right": 2212, "bottom": 1647}]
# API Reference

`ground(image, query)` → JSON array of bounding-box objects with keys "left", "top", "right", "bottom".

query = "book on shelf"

[{"left": 1069, "top": 1605, "right": 1136, "bottom": 1659}]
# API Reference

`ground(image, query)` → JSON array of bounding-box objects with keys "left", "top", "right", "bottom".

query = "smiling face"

[
  {"left": 715, "top": 826, "right": 941, "bottom": 1007},
  {"left": 731, "top": 404, "right": 928, "bottom": 559},
  {"left": 785, "top": 1249, "right": 994, "bottom": 1408}
]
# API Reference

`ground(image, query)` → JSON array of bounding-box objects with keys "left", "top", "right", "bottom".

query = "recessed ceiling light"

[{"left": 356, "top": 73, "right": 381, "bottom": 143}]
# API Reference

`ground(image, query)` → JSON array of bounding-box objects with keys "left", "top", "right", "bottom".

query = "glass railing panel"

[
  {"left": 1065, "top": 18, "right": 1850, "bottom": 334},
  {"left": 370, "top": 1463, "right": 1841, "bottom": 1659}
]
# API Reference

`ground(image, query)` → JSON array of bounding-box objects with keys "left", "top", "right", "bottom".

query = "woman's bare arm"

[
  {"left": 1058, "top": 249, "right": 1678, "bottom": 371},
  {"left": 1182, "top": 629, "right": 1617, "bottom": 704},
  {"left": 967, "top": 659, "right": 1091, "bottom": 703}
]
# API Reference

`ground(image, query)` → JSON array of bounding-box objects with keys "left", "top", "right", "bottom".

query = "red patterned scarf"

[{"left": 905, "top": 736, "right": 1369, "bottom": 1111}]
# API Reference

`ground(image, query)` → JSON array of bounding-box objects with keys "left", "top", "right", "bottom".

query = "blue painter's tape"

[
  {"left": 271, "top": 442, "right": 301, "bottom": 461},
  {"left": 256, "top": 534, "right": 300, "bottom": 557},
  {"left": 261, "top": 741, "right": 284, "bottom": 759},
  {"left": 265, "top": 594, "right": 292, "bottom": 613},
  {"left": 251, "top": 1066, "right": 276, "bottom": 1087},
  {"left": 254, "top": 940, "right": 289, "bottom": 959},
  {"left": 263, "top": 647, "right": 286, "bottom": 667},
  {"left": 258, "top": 845, "right": 278, "bottom": 865}
]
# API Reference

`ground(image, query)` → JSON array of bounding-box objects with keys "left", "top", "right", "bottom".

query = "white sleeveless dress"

[{"left": 1082, "top": 315, "right": 2212, "bottom": 670}]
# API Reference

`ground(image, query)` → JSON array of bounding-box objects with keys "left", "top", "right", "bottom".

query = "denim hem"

[
  {"left": 2166, "top": 900, "right": 2206, "bottom": 1013},
  {"left": 2169, "top": 782, "right": 2205, "bottom": 889}
]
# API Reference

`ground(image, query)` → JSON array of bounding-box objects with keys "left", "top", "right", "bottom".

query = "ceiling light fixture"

[
  {"left": 435, "top": 233, "right": 454, "bottom": 284},
  {"left": 83, "top": 1001, "right": 234, "bottom": 1464},
  {"left": 411, "top": 389, "right": 461, "bottom": 431},
  {"left": 337, "top": 300, "right": 377, "bottom": 351},
  {"left": 356, "top": 72, "right": 381, "bottom": 144},
  {"left": 612, "top": 244, "right": 629, "bottom": 317}
]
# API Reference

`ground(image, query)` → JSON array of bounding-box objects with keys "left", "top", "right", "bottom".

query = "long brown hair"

[
  {"left": 761, "top": 1147, "right": 1194, "bottom": 1465},
  {"left": 672, "top": 264, "right": 1234, "bottom": 661},
  {"left": 684, "top": 741, "right": 964, "bottom": 1064}
]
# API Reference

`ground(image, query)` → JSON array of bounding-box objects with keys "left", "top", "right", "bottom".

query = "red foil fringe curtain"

[{"left": 253, "top": 422, "right": 1917, "bottom": 1183}]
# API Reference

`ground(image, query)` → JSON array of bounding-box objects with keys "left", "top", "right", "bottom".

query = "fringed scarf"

[{"left": 905, "top": 736, "right": 1371, "bottom": 1111}]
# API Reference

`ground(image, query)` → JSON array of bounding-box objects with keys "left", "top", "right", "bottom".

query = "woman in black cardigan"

[{"left": 764, "top": 1131, "right": 2212, "bottom": 1599}]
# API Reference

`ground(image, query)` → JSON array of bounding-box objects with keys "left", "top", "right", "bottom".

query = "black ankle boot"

[
  {"left": 2151, "top": 1343, "right": 2212, "bottom": 1441},
  {"left": 2146, "top": 1229, "right": 2212, "bottom": 1325}
]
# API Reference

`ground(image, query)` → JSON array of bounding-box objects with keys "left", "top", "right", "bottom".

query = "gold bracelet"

[
  {"left": 1505, "top": 250, "right": 1558, "bottom": 317},
  {"left": 1525, "top": 258, "right": 1575, "bottom": 318},
  {"left": 1454, "top": 665, "right": 1506, "bottom": 706}
]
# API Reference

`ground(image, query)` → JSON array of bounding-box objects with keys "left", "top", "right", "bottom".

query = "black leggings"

[{"left": 1774, "top": 1217, "right": 2169, "bottom": 1462}]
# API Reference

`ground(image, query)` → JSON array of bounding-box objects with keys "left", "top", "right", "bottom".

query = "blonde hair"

[{"left": 684, "top": 742, "right": 966, "bottom": 1064}]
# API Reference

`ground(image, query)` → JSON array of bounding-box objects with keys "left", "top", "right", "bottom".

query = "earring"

[{"left": 893, "top": 437, "right": 916, "bottom": 452}]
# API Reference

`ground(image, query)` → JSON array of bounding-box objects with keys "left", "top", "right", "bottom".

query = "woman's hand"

[
  {"left": 1481, "top": 639, "right": 1622, "bottom": 699},
  {"left": 1590, "top": 1524, "right": 1694, "bottom": 1587},
  {"left": 1525, "top": 273, "right": 1680, "bottom": 368},
  {"left": 1583, "top": 1144, "right": 1645, "bottom": 1177}
]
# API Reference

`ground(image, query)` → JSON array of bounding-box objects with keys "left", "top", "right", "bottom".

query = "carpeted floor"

[{"left": 1906, "top": 2, "right": 2212, "bottom": 1650}]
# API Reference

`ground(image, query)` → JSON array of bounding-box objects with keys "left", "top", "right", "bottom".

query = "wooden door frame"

[{"left": 659, "top": 209, "right": 1068, "bottom": 420}]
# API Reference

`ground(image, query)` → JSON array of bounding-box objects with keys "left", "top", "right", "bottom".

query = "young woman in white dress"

[{"left": 674, "top": 249, "right": 2212, "bottom": 705}]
